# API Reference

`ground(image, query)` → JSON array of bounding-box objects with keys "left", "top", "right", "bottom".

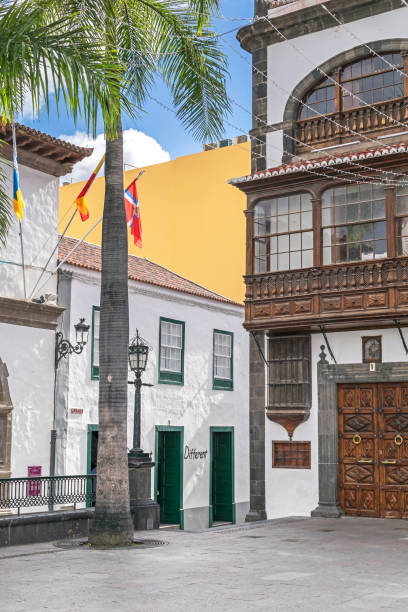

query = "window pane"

[
  {"left": 302, "top": 250, "right": 313, "bottom": 268},
  {"left": 301, "top": 193, "right": 312, "bottom": 211},
  {"left": 374, "top": 239, "right": 387, "bottom": 258},
  {"left": 214, "top": 333, "right": 232, "bottom": 381},
  {"left": 290, "top": 251, "right": 301, "bottom": 270},
  {"left": 301, "top": 210, "right": 313, "bottom": 229},
  {"left": 302, "top": 231, "right": 313, "bottom": 250},
  {"left": 289, "top": 213, "right": 300, "bottom": 231},
  {"left": 289, "top": 194, "right": 301, "bottom": 212},
  {"left": 161, "top": 321, "right": 183, "bottom": 372},
  {"left": 277, "top": 215, "right": 289, "bottom": 233},
  {"left": 278, "top": 234, "right": 289, "bottom": 252},
  {"left": 277, "top": 197, "right": 288, "bottom": 215},
  {"left": 321, "top": 184, "right": 387, "bottom": 264},
  {"left": 290, "top": 232, "right": 301, "bottom": 251},
  {"left": 278, "top": 252, "right": 289, "bottom": 271}
]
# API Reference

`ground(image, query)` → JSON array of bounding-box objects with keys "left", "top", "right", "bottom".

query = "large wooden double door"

[{"left": 339, "top": 383, "right": 408, "bottom": 518}]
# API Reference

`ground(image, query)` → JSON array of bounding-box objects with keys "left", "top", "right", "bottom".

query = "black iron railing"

[{"left": 0, "top": 475, "right": 96, "bottom": 515}]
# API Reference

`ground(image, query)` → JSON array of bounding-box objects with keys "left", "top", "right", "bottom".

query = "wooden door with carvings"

[
  {"left": 378, "top": 384, "right": 408, "bottom": 518},
  {"left": 338, "top": 384, "right": 379, "bottom": 517}
]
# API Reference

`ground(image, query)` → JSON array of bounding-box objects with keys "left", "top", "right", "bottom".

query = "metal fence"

[{"left": 0, "top": 475, "right": 96, "bottom": 514}]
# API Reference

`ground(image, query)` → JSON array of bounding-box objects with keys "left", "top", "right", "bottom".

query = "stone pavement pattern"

[{"left": 2, "top": 517, "right": 408, "bottom": 611}]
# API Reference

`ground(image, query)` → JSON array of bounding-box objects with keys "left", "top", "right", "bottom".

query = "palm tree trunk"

[{"left": 88, "top": 117, "right": 134, "bottom": 547}]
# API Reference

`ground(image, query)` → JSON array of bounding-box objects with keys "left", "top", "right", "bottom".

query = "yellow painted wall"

[{"left": 59, "top": 142, "right": 250, "bottom": 303}]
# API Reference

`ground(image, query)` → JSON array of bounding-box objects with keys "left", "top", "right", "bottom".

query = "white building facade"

[
  {"left": 57, "top": 237, "right": 249, "bottom": 531},
  {"left": 0, "top": 125, "right": 90, "bottom": 484},
  {"left": 236, "top": 0, "right": 408, "bottom": 521}
]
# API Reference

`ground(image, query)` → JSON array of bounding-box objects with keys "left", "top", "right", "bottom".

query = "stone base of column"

[
  {"left": 128, "top": 454, "right": 160, "bottom": 531},
  {"left": 245, "top": 510, "right": 267, "bottom": 522},
  {"left": 311, "top": 503, "right": 344, "bottom": 519}
]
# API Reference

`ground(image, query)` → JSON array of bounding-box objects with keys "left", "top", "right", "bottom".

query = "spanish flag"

[
  {"left": 74, "top": 154, "right": 105, "bottom": 221},
  {"left": 12, "top": 124, "right": 24, "bottom": 222}
]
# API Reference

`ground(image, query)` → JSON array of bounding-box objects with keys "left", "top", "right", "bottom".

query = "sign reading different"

[{"left": 184, "top": 445, "right": 208, "bottom": 460}]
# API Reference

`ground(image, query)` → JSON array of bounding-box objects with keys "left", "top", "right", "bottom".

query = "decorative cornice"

[
  {"left": 237, "top": 0, "right": 404, "bottom": 53},
  {"left": 0, "top": 297, "right": 64, "bottom": 330},
  {"left": 229, "top": 144, "right": 408, "bottom": 186}
]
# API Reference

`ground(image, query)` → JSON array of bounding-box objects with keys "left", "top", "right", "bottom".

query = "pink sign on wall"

[{"left": 27, "top": 466, "right": 41, "bottom": 497}]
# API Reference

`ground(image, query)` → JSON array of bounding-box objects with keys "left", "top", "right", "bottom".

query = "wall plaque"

[
  {"left": 362, "top": 336, "right": 382, "bottom": 363},
  {"left": 27, "top": 466, "right": 42, "bottom": 497}
]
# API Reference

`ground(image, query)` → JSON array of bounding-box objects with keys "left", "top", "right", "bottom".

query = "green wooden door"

[
  {"left": 212, "top": 431, "right": 233, "bottom": 522},
  {"left": 158, "top": 431, "right": 182, "bottom": 524}
]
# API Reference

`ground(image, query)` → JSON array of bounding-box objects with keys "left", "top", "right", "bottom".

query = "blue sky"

[{"left": 22, "top": 0, "right": 253, "bottom": 179}]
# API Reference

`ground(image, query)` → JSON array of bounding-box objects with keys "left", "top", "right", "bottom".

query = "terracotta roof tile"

[
  {"left": 0, "top": 122, "right": 92, "bottom": 163},
  {"left": 58, "top": 237, "right": 242, "bottom": 307},
  {"left": 229, "top": 143, "right": 408, "bottom": 184}
]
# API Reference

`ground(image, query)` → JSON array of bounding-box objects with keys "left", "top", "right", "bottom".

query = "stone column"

[
  {"left": 246, "top": 331, "right": 267, "bottom": 521},
  {"left": 311, "top": 346, "right": 344, "bottom": 518},
  {"left": 254, "top": 0, "right": 269, "bottom": 17}
]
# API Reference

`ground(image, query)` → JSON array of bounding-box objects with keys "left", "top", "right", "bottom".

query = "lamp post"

[
  {"left": 128, "top": 330, "right": 153, "bottom": 460},
  {"left": 51, "top": 317, "right": 90, "bottom": 510}
]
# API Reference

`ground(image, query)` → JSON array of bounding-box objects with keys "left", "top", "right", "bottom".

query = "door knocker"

[
  {"left": 395, "top": 434, "right": 404, "bottom": 446},
  {"left": 353, "top": 434, "right": 362, "bottom": 445}
]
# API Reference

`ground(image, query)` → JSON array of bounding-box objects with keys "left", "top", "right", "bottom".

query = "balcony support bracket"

[
  {"left": 394, "top": 319, "right": 408, "bottom": 356},
  {"left": 320, "top": 325, "right": 337, "bottom": 364}
]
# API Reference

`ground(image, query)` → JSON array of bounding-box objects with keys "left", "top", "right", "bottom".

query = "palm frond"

[
  {"left": 0, "top": 0, "right": 124, "bottom": 137},
  {"left": 124, "top": 0, "right": 230, "bottom": 141}
]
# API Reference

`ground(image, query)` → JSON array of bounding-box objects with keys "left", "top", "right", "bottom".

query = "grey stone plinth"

[
  {"left": 311, "top": 503, "right": 344, "bottom": 519},
  {"left": 245, "top": 510, "right": 267, "bottom": 522},
  {"left": 128, "top": 456, "right": 159, "bottom": 531}
]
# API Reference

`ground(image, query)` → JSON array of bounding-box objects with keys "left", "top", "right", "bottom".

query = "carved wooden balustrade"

[
  {"left": 297, "top": 97, "right": 408, "bottom": 153},
  {"left": 245, "top": 257, "right": 408, "bottom": 331}
]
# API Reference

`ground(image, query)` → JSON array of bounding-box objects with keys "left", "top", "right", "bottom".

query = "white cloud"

[{"left": 59, "top": 129, "right": 171, "bottom": 183}]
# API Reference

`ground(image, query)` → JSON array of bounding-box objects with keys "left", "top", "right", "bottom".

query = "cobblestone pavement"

[{"left": 2, "top": 516, "right": 408, "bottom": 611}]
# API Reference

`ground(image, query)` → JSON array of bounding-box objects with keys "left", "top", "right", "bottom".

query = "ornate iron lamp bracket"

[{"left": 55, "top": 331, "right": 86, "bottom": 367}]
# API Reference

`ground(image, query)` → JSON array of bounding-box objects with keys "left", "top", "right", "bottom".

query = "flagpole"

[
  {"left": 34, "top": 215, "right": 104, "bottom": 298},
  {"left": 125, "top": 169, "right": 145, "bottom": 190},
  {"left": 29, "top": 209, "right": 77, "bottom": 300},
  {"left": 18, "top": 221, "right": 27, "bottom": 299}
]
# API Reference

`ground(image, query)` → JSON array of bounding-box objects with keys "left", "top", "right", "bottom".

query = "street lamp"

[
  {"left": 128, "top": 330, "right": 153, "bottom": 460},
  {"left": 51, "top": 316, "right": 90, "bottom": 509},
  {"left": 55, "top": 317, "right": 90, "bottom": 366}
]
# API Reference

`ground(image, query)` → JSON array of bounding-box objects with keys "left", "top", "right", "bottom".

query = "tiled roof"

[
  {"left": 58, "top": 237, "right": 241, "bottom": 307},
  {"left": 229, "top": 144, "right": 408, "bottom": 185},
  {"left": 0, "top": 122, "right": 92, "bottom": 163}
]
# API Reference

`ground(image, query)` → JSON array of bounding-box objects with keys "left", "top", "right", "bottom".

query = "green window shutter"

[
  {"left": 91, "top": 306, "right": 100, "bottom": 380},
  {"left": 159, "top": 317, "right": 185, "bottom": 385},
  {"left": 213, "top": 330, "right": 233, "bottom": 391}
]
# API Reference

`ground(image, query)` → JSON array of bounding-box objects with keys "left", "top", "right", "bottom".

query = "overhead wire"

[
  {"left": 262, "top": 14, "right": 408, "bottom": 135},
  {"left": 224, "top": 33, "right": 408, "bottom": 182}
]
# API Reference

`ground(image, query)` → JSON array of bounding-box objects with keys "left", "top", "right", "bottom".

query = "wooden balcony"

[
  {"left": 297, "top": 97, "right": 408, "bottom": 154},
  {"left": 245, "top": 257, "right": 408, "bottom": 332}
]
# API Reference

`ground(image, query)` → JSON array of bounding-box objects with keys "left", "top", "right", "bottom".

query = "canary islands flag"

[{"left": 12, "top": 124, "right": 24, "bottom": 222}]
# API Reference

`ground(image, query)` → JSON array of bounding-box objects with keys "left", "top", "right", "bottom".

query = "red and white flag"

[{"left": 124, "top": 179, "right": 142, "bottom": 247}]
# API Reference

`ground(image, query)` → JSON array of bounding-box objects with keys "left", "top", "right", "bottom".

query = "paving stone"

[{"left": 2, "top": 517, "right": 408, "bottom": 611}]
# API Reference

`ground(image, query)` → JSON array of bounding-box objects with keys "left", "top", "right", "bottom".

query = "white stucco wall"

[
  {"left": 60, "top": 266, "right": 249, "bottom": 525},
  {"left": 265, "top": 326, "right": 408, "bottom": 519},
  {"left": 0, "top": 162, "right": 59, "bottom": 300},
  {"left": 0, "top": 321, "right": 55, "bottom": 478},
  {"left": 266, "top": 7, "right": 408, "bottom": 166}
]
